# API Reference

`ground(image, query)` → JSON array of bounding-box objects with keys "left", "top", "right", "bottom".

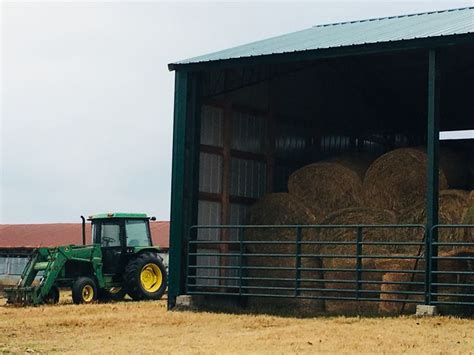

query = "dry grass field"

[{"left": 1, "top": 295, "right": 473, "bottom": 354}]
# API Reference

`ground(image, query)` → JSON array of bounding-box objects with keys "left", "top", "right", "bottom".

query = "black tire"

[
  {"left": 98, "top": 287, "right": 127, "bottom": 302},
  {"left": 44, "top": 286, "right": 60, "bottom": 305},
  {"left": 72, "top": 277, "right": 98, "bottom": 304},
  {"left": 124, "top": 253, "right": 167, "bottom": 301}
]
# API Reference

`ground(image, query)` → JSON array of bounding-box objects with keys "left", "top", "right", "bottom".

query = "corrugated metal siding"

[
  {"left": 199, "top": 153, "right": 222, "bottom": 194},
  {"left": 275, "top": 120, "right": 311, "bottom": 160},
  {"left": 0, "top": 256, "right": 28, "bottom": 283},
  {"left": 195, "top": 250, "right": 219, "bottom": 287},
  {"left": 195, "top": 200, "right": 221, "bottom": 286},
  {"left": 201, "top": 105, "right": 224, "bottom": 147},
  {"left": 231, "top": 111, "right": 266, "bottom": 153},
  {"left": 197, "top": 201, "right": 221, "bottom": 241},
  {"left": 172, "top": 7, "right": 474, "bottom": 66},
  {"left": 229, "top": 204, "right": 249, "bottom": 241},
  {"left": 230, "top": 158, "right": 266, "bottom": 198}
]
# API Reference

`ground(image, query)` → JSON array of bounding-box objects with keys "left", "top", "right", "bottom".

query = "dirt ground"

[{"left": 0, "top": 295, "right": 473, "bottom": 354}]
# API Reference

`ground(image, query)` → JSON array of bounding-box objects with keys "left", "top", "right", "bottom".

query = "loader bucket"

[{"left": 4, "top": 287, "right": 36, "bottom": 306}]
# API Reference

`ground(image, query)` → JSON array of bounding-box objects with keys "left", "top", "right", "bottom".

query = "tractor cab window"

[
  {"left": 94, "top": 222, "right": 121, "bottom": 247},
  {"left": 126, "top": 220, "right": 151, "bottom": 247}
]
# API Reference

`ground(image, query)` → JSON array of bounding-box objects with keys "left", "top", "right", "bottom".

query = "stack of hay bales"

[
  {"left": 244, "top": 193, "right": 324, "bottom": 313},
  {"left": 317, "top": 208, "right": 397, "bottom": 314},
  {"left": 244, "top": 145, "right": 473, "bottom": 315},
  {"left": 287, "top": 162, "right": 363, "bottom": 221}
]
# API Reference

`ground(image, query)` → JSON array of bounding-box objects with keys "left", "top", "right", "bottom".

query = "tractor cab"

[
  {"left": 88, "top": 212, "right": 154, "bottom": 248},
  {"left": 88, "top": 213, "right": 156, "bottom": 275}
]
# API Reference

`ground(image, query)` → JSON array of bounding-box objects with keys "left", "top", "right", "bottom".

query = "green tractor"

[{"left": 5, "top": 213, "right": 167, "bottom": 306}]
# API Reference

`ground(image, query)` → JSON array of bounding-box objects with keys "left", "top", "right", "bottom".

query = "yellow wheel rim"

[
  {"left": 82, "top": 285, "right": 94, "bottom": 303},
  {"left": 140, "top": 263, "right": 162, "bottom": 293}
]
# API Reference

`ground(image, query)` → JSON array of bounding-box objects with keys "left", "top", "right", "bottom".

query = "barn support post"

[
  {"left": 169, "top": 71, "right": 200, "bottom": 309},
  {"left": 187, "top": 72, "right": 202, "bottom": 295},
  {"left": 426, "top": 49, "right": 440, "bottom": 306}
]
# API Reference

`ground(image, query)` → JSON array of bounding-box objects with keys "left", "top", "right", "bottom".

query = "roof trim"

[
  {"left": 169, "top": 7, "right": 474, "bottom": 71},
  {"left": 88, "top": 212, "right": 148, "bottom": 220},
  {"left": 168, "top": 33, "right": 474, "bottom": 71}
]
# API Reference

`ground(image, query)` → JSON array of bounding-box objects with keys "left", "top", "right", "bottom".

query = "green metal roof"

[
  {"left": 170, "top": 7, "right": 474, "bottom": 69},
  {"left": 88, "top": 213, "right": 148, "bottom": 220}
]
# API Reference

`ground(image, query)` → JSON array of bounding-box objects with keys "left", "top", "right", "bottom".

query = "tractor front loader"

[
  {"left": 5, "top": 213, "right": 167, "bottom": 306},
  {"left": 5, "top": 245, "right": 103, "bottom": 305}
]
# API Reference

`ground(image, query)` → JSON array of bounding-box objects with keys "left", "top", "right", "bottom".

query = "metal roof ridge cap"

[{"left": 311, "top": 6, "right": 474, "bottom": 28}]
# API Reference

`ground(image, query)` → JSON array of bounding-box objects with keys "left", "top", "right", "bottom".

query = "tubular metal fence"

[{"left": 186, "top": 224, "right": 474, "bottom": 314}]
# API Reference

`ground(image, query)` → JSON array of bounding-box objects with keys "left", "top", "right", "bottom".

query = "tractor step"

[{"left": 4, "top": 286, "right": 36, "bottom": 306}]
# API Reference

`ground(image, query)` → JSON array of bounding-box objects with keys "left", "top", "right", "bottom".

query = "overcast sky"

[{"left": 1, "top": 0, "right": 473, "bottom": 223}]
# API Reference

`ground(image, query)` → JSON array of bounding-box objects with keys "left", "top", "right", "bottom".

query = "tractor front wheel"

[
  {"left": 72, "top": 277, "right": 98, "bottom": 304},
  {"left": 44, "top": 286, "right": 60, "bottom": 305},
  {"left": 124, "top": 253, "right": 167, "bottom": 301}
]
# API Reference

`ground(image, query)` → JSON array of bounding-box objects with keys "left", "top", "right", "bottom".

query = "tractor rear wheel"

[
  {"left": 124, "top": 253, "right": 167, "bottom": 301},
  {"left": 72, "top": 277, "right": 98, "bottom": 304}
]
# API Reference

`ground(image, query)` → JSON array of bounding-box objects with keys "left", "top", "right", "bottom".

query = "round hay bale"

[
  {"left": 378, "top": 272, "right": 424, "bottom": 315},
  {"left": 288, "top": 162, "right": 362, "bottom": 221},
  {"left": 244, "top": 193, "right": 324, "bottom": 312},
  {"left": 363, "top": 148, "right": 448, "bottom": 214},
  {"left": 325, "top": 153, "right": 376, "bottom": 181},
  {"left": 462, "top": 205, "right": 474, "bottom": 242},
  {"left": 317, "top": 207, "right": 398, "bottom": 257},
  {"left": 378, "top": 250, "right": 474, "bottom": 316},
  {"left": 376, "top": 257, "right": 425, "bottom": 315},
  {"left": 439, "top": 147, "right": 469, "bottom": 189},
  {"left": 323, "top": 258, "right": 381, "bottom": 315},
  {"left": 317, "top": 207, "right": 399, "bottom": 314},
  {"left": 399, "top": 189, "right": 469, "bottom": 252},
  {"left": 468, "top": 191, "right": 474, "bottom": 207},
  {"left": 435, "top": 249, "right": 474, "bottom": 316}
]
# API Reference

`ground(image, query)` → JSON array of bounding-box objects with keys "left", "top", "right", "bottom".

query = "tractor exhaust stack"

[{"left": 81, "top": 216, "right": 86, "bottom": 245}]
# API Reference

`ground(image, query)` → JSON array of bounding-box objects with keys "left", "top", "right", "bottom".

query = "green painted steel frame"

[
  {"left": 186, "top": 224, "right": 428, "bottom": 307},
  {"left": 426, "top": 49, "right": 441, "bottom": 304},
  {"left": 185, "top": 224, "right": 474, "bottom": 309},
  {"left": 168, "top": 71, "right": 201, "bottom": 309}
]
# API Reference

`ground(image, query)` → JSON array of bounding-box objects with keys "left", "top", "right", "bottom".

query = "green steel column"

[
  {"left": 168, "top": 70, "right": 189, "bottom": 309},
  {"left": 426, "top": 49, "right": 440, "bottom": 304},
  {"left": 186, "top": 73, "right": 202, "bottom": 292}
]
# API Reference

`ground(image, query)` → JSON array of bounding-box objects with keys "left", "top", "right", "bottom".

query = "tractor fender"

[{"left": 132, "top": 247, "right": 163, "bottom": 260}]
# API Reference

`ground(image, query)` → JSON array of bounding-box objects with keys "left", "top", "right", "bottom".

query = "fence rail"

[{"left": 185, "top": 224, "right": 474, "bottom": 314}]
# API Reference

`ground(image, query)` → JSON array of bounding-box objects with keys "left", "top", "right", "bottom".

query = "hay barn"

[{"left": 167, "top": 8, "right": 474, "bottom": 314}]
